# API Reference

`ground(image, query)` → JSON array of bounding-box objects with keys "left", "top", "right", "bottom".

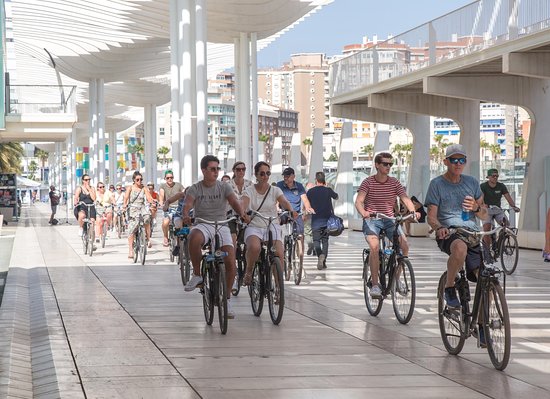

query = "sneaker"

[
  {"left": 444, "top": 287, "right": 461, "bottom": 309},
  {"left": 478, "top": 325, "right": 487, "bottom": 348},
  {"left": 227, "top": 299, "right": 235, "bottom": 319},
  {"left": 370, "top": 284, "right": 382, "bottom": 299},
  {"left": 231, "top": 278, "right": 239, "bottom": 295},
  {"left": 396, "top": 279, "right": 407, "bottom": 296},
  {"left": 544, "top": 251, "right": 550, "bottom": 262},
  {"left": 317, "top": 254, "right": 326, "bottom": 270},
  {"left": 307, "top": 243, "right": 314, "bottom": 256},
  {"left": 184, "top": 275, "right": 203, "bottom": 292}
]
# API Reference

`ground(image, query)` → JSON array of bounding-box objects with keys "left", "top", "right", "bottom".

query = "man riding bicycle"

[
  {"left": 355, "top": 152, "right": 417, "bottom": 299},
  {"left": 181, "top": 155, "right": 248, "bottom": 319},
  {"left": 159, "top": 170, "right": 184, "bottom": 247},
  {"left": 425, "top": 144, "right": 488, "bottom": 309},
  {"left": 480, "top": 168, "right": 520, "bottom": 263}
]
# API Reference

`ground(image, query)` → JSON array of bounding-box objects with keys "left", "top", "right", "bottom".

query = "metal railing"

[
  {"left": 330, "top": 0, "right": 550, "bottom": 98},
  {"left": 5, "top": 85, "right": 77, "bottom": 115}
]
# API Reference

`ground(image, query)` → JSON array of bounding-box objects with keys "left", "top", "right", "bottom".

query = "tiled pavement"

[{"left": 1, "top": 203, "right": 550, "bottom": 398}]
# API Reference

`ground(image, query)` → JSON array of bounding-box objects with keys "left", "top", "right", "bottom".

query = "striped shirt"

[{"left": 358, "top": 176, "right": 406, "bottom": 217}]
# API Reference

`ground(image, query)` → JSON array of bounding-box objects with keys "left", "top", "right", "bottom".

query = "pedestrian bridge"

[{"left": 329, "top": 0, "right": 550, "bottom": 248}]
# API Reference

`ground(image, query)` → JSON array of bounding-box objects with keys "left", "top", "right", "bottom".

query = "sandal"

[
  {"left": 163, "top": 238, "right": 169, "bottom": 247},
  {"left": 243, "top": 271, "right": 253, "bottom": 286}
]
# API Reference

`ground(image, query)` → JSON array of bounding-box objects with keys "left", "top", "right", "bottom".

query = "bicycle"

[
  {"left": 362, "top": 212, "right": 416, "bottom": 324},
  {"left": 232, "top": 220, "right": 247, "bottom": 296},
  {"left": 484, "top": 207, "right": 519, "bottom": 275},
  {"left": 114, "top": 205, "right": 126, "bottom": 239},
  {"left": 130, "top": 207, "right": 148, "bottom": 265},
  {"left": 438, "top": 226, "right": 511, "bottom": 371},
  {"left": 195, "top": 216, "right": 235, "bottom": 334},
  {"left": 282, "top": 213, "right": 304, "bottom": 285},
  {"left": 166, "top": 209, "right": 178, "bottom": 263},
  {"left": 97, "top": 205, "right": 112, "bottom": 249},
  {"left": 75, "top": 202, "right": 96, "bottom": 257},
  {"left": 176, "top": 226, "right": 191, "bottom": 285},
  {"left": 247, "top": 210, "right": 286, "bottom": 325}
]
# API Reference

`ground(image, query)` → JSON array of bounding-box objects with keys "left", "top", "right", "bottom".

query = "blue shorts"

[
  {"left": 362, "top": 218, "right": 401, "bottom": 238},
  {"left": 293, "top": 217, "right": 305, "bottom": 235}
]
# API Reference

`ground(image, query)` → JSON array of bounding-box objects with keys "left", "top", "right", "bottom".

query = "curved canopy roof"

[{"left": 8, "top": 0, "right": 333, "bottom": 141}]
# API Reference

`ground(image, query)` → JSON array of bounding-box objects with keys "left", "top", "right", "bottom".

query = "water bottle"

[
  {"left": 384, "top": 248, "right": 393, "bottom": 256},
  {"left": 461, "top": 208, "right": 470, "bottom": 221}
]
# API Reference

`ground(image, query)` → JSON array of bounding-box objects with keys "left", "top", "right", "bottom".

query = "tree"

[
  {"left": 361, "top": 144, "right": 374, "bottom": 161},
  {"left": 157, "top": 146, "right": 170, "bottom": 165},
  {"left": 34, "top": 148, "right": 49, "bottom": 181},
  {"left": 514, "top": 136, "right": 526, "bottom": 159},
  {"left": 259, "top": 134, "right": 270, "bottom": 143},
  {"left": 302, "top": 137, "right": 313, "bottom": 162},
  {"left": 480, "top": 139, "right": 490, "bottom": 160},
  {"left": 489, "top": 144, "right": 502, "bottom": 161},
  {"left": 433, "top": 134, "right": 450, "bottom": 164},
  {"left": 129, "top": 144, "right": 144, "bottom": 155},
  {"left": 327, "top": 153, "right": 338, "bottom": 162},
  {"left": 28, "top": 160, "right": 39, "bottom": 180},
  {"left": 0, "top": 142, "right": 24, "bottom": 173}
]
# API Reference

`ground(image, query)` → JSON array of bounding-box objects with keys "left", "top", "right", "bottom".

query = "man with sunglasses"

[
  {"left": 181, "top": 155, "right": 247, "bottom": 319},
  {"left": 355, "top": 152, "right": 417, "bottom": 299},
  {"left": 277, "top": 167, "right": 313, "bottom": 267},
  {"left": 159, "top": 170, "right": 184, "bottom": 246},
  {"left": 480, "top": 168, "right": 519, "bottom": 262},
  {"left": 425, "top": 144, "right": 487, "bottom": 309}
]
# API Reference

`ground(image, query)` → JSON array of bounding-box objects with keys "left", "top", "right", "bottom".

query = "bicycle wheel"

[
  {"left": 179, "top": 237, "right": 191, "bottom": 285},
  {"left": 391, "top": 258, "right": 416, "bottom": 324},
  {"left": 202, "top": 259, "right": 214, "bottom": 325},
  {"left": 139, "top": 226, "right": 147, "bottom": 265},
  {"left": 268, "top": 257, "right": 284, "bottom": 325},
  {"left": 232, "top": 250, "right": 245, "bottom": 296},
  {"left": 217, "top": 263, "right": 228, "bottom": 334},
  {"left": 248, "top": 262, "right": 263, "bottom": 316},
  {"left": 133, "top": 230, "right": 139, "bottom": 264},
  {"left": 88, "top": 225, "right": 95, "bottom": 257},
  {"left": 293, "top": 239, "right": 303, "bottom": 285},
  {"left": 283, "top": 239, "right": 292, "bottom": 281},
  {"left": 500, "top": 233, "right": 519, "bottom": 275},
  {"left": 437, "top": 272, "right": 466, "bottom": 355},
  {"left": 169, "top": 228, "right": 175, "bottom": 262},
  {"left": 117, "top": 216, "right": 122, "bottom": 238},
  {"left": 101, "top": 222, "right": 107, "bottom": 248},
  {"left": 363, "top": 249, "right": 383, "bottom": 316},
  {"left": 484, "top": 280, "right": 511, "bottom": 370}
]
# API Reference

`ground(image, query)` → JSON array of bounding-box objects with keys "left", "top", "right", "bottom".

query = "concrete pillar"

[
  {"left": 88, "top": 79, "right": 97, "bottom": 179},
  {"left": 308, "top": 128, "right": 324, "bottom": 184},
  {"left": 271, "top": 137, "right": 283, "bottom": 182},
  {"left": 234, "top": 37, "right": 241, "bottom": 165},
  {"left": 97, "top": 78, "right": 105, "bottom": 182},
  {"left": 227, "top": 148, "right": 236, "bottom": 174},
  {"left": 334, "top": 122, "right": 354, "bottom": 224},
  {"left": 289, "top": 132, "right": 302, "bottom": 172},
  {"left": 108, "top": 131, "right": 117, "bottom": 186},
  {"left": 195, "top": 0, "right": 208, "bottom": 178},
  {"left": 67, "top": 129, "right": 75, "bottom": 208},
  {"left": 144, "top": 104, "right": 157, "bottom": 185},
  {"left": 456, "top": 100, "right": 481, "bottom": 180},
  {"left": 238, "top": 32, "right": 251, "bottom": 170},
  {"left": 373, "top": 124, "right": 390, "bottom": 155},
  {"left": 181, "top": 0, "right": 194, "bottom": 186},
  {"left": 169, "top": 0, "right": 181, "bottom": 182},
  {"left": 251, "top": 33, "right": 259, "bottom": 165}
]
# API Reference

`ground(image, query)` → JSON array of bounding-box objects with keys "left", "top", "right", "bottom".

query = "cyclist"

[
  {"left": 480, "top": 168, "right": 520, "bottom": 262},
  {"left": 354, "top": 152, "right": 417, "bottom": 299},
  {"left": 276, "top": 167, "right": 313, "bottom": 267},
  {"left": 424, "top": 144, "right": 487, "bottom": 309},
  {"left": 181, "top": 155, "right": 248, "bottom": 319},
  {"left": 146, "top": 181, "right": 159, "bottom": 228},
  {"left": 73, "top": 174, "right": 97, "bottom": 237},
  {"left": 123, "top": 171, "right": 155, "bottom": 258},
  {"left": 159, "top": 170, "right": 184, "bottom": 247},
  {"left": 163, "top": 187, "right": 189, "bottom": 255},
  {"left": 95, "top": 182, "right": 114, "bottom": 242},
  {"left": 241, "top": 161, "right": 297, "bottom": 286},
  {"left": 113, "top": 183, "right": 126, "bottom": 232}
]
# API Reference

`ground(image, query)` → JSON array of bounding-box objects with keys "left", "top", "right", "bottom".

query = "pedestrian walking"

[
  {"left": 306, "top": 172, "right": 338, "bottom": 269},
  {"left": 48, "top": 185, "right": 60, "bottom": 224}
]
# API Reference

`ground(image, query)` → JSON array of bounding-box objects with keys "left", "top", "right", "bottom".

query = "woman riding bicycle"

[
  {"left": 123, "top": 171, "right": 155, "bottom": 258},
  {"left": 95, "top": 182, "right": 114, "bottom": 242},
  {"left": 241, "top": 161, "right": 297, "bottom": 285},
  {"left": 73, "top": 174, "right": 97, "bottom": 237}
]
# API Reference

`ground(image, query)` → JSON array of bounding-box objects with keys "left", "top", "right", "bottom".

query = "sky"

[{"left": 258, "top": 0, "right": 473, "bottom": 68}]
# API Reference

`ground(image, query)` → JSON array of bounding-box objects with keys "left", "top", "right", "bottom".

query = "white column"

[
  {"left": 144, "top": 104, "right": 158, "bottom": 185},
  {"left": 457, "top": 100, "right": 481, "bottom": 179},
  {"left": 334, "top": 122, "right": 355, "bottom": 224},
  {"left": 109, "top": 131, "right": 117, "bottom": 186},
  {"left": 97, "top": 78, "right": 105, "bottom": 182},
  {"left": 240, "top": 32, "right": 251, "bottom": 169},
  {"left": 250, "top": 32, "right": 259, "bottom": 166},
  {"left": 181, "top": 0, "right": 194, "bottom": 186},
  {"left": 195, "top": 0, "right": 208, "bottom": 171},
  {"left": 289, "top": 132, "right": 302, "bottom": 172},
  {"left": 170, "top": 0, "right": 181, "bottom": 182},
  {"left": 88, "top": 79, "right": 98, "bottom": 179},
  {"left": 308, "top": 128, "right": 324, "bottom": 183},
  {"left": 406, "top": 116, "right": 431, "bottom": 201},
  {"left": 56, "top": 142, "right": 63, "bottom": 191},
  {"left": 271, "top": 137, "right": 283, "bottom": 182},
  {"left": 234, "top": 37, "right": 241, "bottom": 162},
  {"left": 67, "top": 130, "right": 75, "bottom": 208}
]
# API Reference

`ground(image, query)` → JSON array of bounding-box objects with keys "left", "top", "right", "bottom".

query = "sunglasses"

[
  {"left": 98, "top": 186, "right": 105, "bottom": 189},
  {"left": 165, "top": 176, "right": 174, "bottom": 180},
  {"left": 147, "top": 185, "right": 154, "bottom": 188},
  {"left": 259, "top": 171, "right": 271, "bottom": 177},
  {"left": 135, "top": 178, "right": 143, "bottom": 181},
  {"left": 448, "top": 157, "right": 467, "bottom": 165},
  {"left": 83, "top": 178, "right": 90, "bottom": 181},
  {"left": 490, "top": 174, "right": 499, "bottom": 178},
  {"left": 379, "top": 162, "right": 393, "bottom": 167},
  {"left": 235, "top": 167, "right": 246, "bottom": 172},
  {"left": 207, "top": 167, "right": 221, "bottom": 172},
  {"left": 116, "top": 188, "right": 122, "bottom": 190}
]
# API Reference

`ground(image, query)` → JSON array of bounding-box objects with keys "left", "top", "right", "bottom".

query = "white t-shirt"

[{"left": 242, "top": 185, "right": 284, "bottom": 229}]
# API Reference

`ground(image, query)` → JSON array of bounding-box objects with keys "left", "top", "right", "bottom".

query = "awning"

[{"left": 16, "top": 176, "right": 42, "bottom": 188}]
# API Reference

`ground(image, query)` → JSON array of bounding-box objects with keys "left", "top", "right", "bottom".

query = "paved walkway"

[{"left": 1, "top": 203, "right": 550, "bottom": 398}]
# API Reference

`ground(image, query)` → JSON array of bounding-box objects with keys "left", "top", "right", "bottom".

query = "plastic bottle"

[{"left": 461, "top": 208, "right": 470, "bottom": 221}]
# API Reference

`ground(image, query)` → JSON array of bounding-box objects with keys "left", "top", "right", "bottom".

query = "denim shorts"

[{"left": 363, "top": 218, "right": 397, "bottom": 238}]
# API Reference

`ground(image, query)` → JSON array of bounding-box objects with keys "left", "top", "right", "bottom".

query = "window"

[{"left": 159, "top": 127, "right": 165, "bottom": 136}]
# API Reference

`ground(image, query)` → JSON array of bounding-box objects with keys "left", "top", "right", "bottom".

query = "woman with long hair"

[{"left": 123, "top": 171, "right": 155, "bottom": 258}]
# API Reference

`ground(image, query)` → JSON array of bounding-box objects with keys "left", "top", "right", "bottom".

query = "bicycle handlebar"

[
  {"left": 367, "top": 212, "right": 416, "bottom": 222},
  {"left": 74, "top": 201, "right": 95, "bottom": 209},
  {"left": 193, "top": 216, "right": 237, "bottom": 226}
]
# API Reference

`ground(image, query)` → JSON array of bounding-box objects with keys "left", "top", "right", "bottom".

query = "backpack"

[
  {"left": 51, "top": 218, "right": 59, "bottom": 225},
  {"left": 51, "top": 194, "right": 60, "bottom": 206},
  {"left": 326, "top": 215, "right": 344, "bottom": 236}
]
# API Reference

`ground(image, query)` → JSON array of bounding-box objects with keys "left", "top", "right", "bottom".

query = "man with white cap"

[{"left": 425, "top": 144, "right": 487, "bottom": 310}]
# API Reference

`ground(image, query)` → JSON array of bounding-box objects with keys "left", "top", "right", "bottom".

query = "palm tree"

[
  {"left": 361, "top": 144, "right": 374, "bottom": 161},
  {"left": 489, "top": 144, "right": 502, "bottom": 162},
  {"left": 514, "top": 136, "right": 526, "bottom": 160},
  {"left": 35, "top": 148, "right": 49, "bottom": 181},
  {"left": 302, "top": 137, "right": 313, "bottom": 162},
  {"left": 157, "top": 146, "right": 170, "bottom": 165},
  {"left": 28, "top": 160, "right": 39, "bottom": 180},
  {"left": 480, "top": 139, "right": 490, "bottom": 161},
  {"left": 433, "top": 134, "right": 450, "bottom": 164},
  {"left": 0, "top": 142, "right": 24, "bottom": 173}
]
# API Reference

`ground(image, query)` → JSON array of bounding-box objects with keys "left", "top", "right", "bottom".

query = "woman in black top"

[{"left": 73, "top": 174, "right": 97, "bottom": 235}]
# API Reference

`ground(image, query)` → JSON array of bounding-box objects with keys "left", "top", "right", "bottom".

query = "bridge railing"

[
  {"left": 5, "top": 85, "right": 77, "bottom": 115},
  {"left": 330, "top": 0, "right": 550, "bottom": 98}
]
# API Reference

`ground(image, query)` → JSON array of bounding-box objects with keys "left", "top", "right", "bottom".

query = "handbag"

[{"left": 326, "top": 214, "right": 344, "bottom": 236}]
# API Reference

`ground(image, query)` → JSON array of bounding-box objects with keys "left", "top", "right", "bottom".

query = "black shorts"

[
  {"left": 436, "top": 233, "right": 482, "bottom": 282},
  {"left": 74, "top": 204, "right": 96, "bottom": 220}
]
